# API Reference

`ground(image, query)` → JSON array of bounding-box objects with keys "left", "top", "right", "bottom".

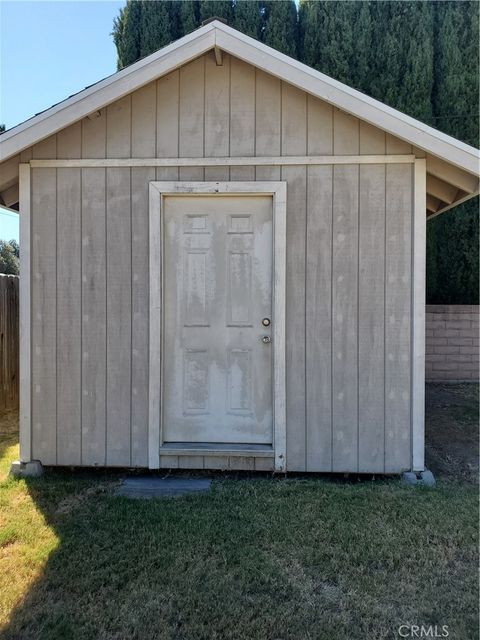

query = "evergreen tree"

[
  {"left": 426, "top": 0, "right": 479, "bottom": 304},
  {"left": 113, "top": 0, "right": 143, "bottom": 69},
  {"left": 234, "top": 0, "right": 262, "bottom": 40},
  {"left": 263, "top": 0, "right": 298, "bottom": 58},
  {"left": 368, "top": 2, "right": 403, "bottom": 105},
  {"left": 427, "top": 210, "right": 479, "bottom": 304},
  {"left": 179, "top": 0, "right": 199, "bottom": 35},
  {"left": 199, "top": 0, "right": 234, "bottom": 25},
  {"left": 139, "top": 0, "right": 175, "bottom": 59},
  {"left": 400, "top": 1, "right": 434, "bottom": 123},
  {"left": 368, "top": 1, "right": 434, "bottom": 123},
  {"left": 301, "top": 1, "right": 357, "bottom": 86},
  {"left": 433, "top": 1, "right": 479, "bottom": 145},
  {"left": 352, "top": 2, "right": 372, "bottom": 94}
]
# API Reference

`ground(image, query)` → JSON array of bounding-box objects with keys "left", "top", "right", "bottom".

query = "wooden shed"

[{"left": 1, "top": 21, "right": 479, "bottom": 474}]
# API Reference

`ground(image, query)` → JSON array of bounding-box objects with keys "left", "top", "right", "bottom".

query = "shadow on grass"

[
  {"left": 2, "top": 385, "right": 479, "bottom": 639},
  {"left": 425, "top": 383, "right": 479, "bottom": 482},
  {"left": 1, "top": 467, "right": 479, "bottom": 640}
]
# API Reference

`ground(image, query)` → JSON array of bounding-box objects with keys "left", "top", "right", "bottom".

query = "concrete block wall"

[{"left": 426, "top": 305, "right": 479, "bottom": 382}]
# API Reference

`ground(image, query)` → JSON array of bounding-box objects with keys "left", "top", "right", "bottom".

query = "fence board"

[{"left": 0, "top": 275, "right": 19, "bottom": 411}]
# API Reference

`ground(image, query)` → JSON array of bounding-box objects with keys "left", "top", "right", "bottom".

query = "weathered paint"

[
  {"left": 26, "top": 52, "right": 414, "bottom": 472},
  {"left": 163, "top": 195, "right": 273, "bottom": 444}
]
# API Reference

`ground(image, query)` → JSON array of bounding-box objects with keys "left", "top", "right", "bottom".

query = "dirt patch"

[
  {"left": 55, "top": 481, "right": 120, "bottom": 516},
  {"left": 425, "top": 383, "right": 479, "bottom": 482}
]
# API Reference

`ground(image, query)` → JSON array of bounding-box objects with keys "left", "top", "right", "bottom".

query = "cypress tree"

[
  {"left": 433, "top": 1, "right": 479, "bottom": 145},
  {"left": 426, "top": 0, "right": 479, "bottom": 304},
  {"left": 368, "top": 2, "right": 403, "bottom": 106},
  {"left": 139, "top": 0, "right": 175, "bottom": 59},
  {"left": 301, "top": 1, "right": 373, "bottom": 91},
  {"left": 302, "top": 1, "right": 357, "bottom": 85},
  {"left": 199, "top": 0, "right": 234, "bottom": 25},
  {"left": 352, "top": 2, "right": 372, "bottom": 94},
  {"left": 112, "top": 6, "right": 126, "bottom": 69},
  {"left": 400, "top": 1, "right": 434, "bottom": 123},
  {"left": 179, "top": 0, "right": 199, "bottom": 35},
  {"left": 263, "top": 0, "right": 298, "bottom": 58},
  {"left": 234, "top": 0, "right": 262, "bottom": 40},
  {"left": 427, "top": 210, "right": 479, "bottom": 305},
  {"left": 113, "top": 0, "right": 143, "bottom": 69},
  {"left": 368, "top": 2, "right": 434, "bottom": 123}
]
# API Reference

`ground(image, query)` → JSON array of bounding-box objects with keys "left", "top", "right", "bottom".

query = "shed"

[{"left": 1, "top": 21, "right": 479, "bottom": 474}]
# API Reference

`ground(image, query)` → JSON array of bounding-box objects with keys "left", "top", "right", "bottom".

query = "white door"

[{"left": 163, "top": 195, "right": 273, "bottom": 444}]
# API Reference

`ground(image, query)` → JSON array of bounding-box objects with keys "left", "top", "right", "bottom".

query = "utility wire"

[{"left": 430, "top": 114, "right": 479, "bottom": 120}]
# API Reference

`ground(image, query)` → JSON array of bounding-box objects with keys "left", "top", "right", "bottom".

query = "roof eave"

[
  {"left": 0, "top": 22, "right": 217, "bottom": 162},
  {"left": 1, "top": 20, "right": 479, "bottom": 180},
  {"left": 214, "top": 22, "right": 480, "bottom": 177},
  {"left": 427, "top": 190, "right": 480, "bottom": 221}
]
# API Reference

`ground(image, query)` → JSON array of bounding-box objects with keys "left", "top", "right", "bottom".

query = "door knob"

[{"left": 261, "top": 336, "right": 271, "bottom": 344}]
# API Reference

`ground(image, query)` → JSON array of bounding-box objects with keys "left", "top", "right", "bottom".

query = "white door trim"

[{"left": 148, "top": 181, "right": 287, "bottom": 472}]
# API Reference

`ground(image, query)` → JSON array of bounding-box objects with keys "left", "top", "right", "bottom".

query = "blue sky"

[
  {"left": 0, "top": 0, "right": 124, "bottom": 241},
  {"left": 1, "top": 0, "right": 124, "bottom": 129},
  {"left": 0, "top": 208, "right": 20, "bottom": 241}
]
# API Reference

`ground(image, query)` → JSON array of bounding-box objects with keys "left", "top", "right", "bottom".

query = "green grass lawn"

[{"left": 0, "top": 390, "right": 478, "bottom": 640}]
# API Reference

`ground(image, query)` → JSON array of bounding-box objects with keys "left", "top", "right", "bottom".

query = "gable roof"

[{"left": 1, "top": 20, "right": 479, "bottom": 217}]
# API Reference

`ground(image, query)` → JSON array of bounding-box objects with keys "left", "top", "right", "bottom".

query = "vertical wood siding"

[
  {"left": 81, "top": 109, "right": 106, "bottom": 465},
  {"left": 29, "top": 53, "right": 413, "bottom": 472},
  {"left": 131, "top": 82, "right": 156, "bottom": 467},
  {"left": 305, "top": 98, "right": 332, "bottom": 472},
  {"left": 31, "top": 137, "right": 57, "bottom": 465},
  {"left": 56, "top": 124, "right": 81, "bottom": 465},
  {"left": 282, "top": 83, "right": 307, "bottom": 471}
]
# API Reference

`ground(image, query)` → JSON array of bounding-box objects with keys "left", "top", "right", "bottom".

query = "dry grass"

[
  {"left": 0, "top": 411, "right": 60, "bottom": 634},
  {"left": 0, "top": 387, "right": 478, "bottom": 640}
]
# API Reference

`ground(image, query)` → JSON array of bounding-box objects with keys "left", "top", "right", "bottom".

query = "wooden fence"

[{"left": 0, "top": 275, "right": 19, "bottom": 411}]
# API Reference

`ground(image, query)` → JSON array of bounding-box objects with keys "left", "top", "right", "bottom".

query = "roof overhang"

[{"left": 1, "top": 20, "right": 479, "bottom": 217}]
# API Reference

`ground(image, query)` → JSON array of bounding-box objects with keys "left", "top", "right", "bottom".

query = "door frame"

[{"left": 148, "top": 181, "right": 287, "bottom": 472}]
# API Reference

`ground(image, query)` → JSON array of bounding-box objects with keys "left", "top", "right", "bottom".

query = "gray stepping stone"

[{"left": 115, "top": 476, "right": 212, "bottom": 499}]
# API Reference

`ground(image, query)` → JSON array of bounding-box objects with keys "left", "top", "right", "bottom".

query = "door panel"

[{"left": 163, "top": 195, "right": 273, "bottom": 444}]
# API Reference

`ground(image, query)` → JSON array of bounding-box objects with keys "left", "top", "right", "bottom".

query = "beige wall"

[
  {"left": 426, "top": 305, "right": 479, "bottom": 382},
  {"left": 26, "top": 52, "right": 415, "bottom": 472}
]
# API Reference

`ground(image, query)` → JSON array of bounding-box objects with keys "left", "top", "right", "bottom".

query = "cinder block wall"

[{"left": 426, "top": 305, "right": 479, "bottom": 382}]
